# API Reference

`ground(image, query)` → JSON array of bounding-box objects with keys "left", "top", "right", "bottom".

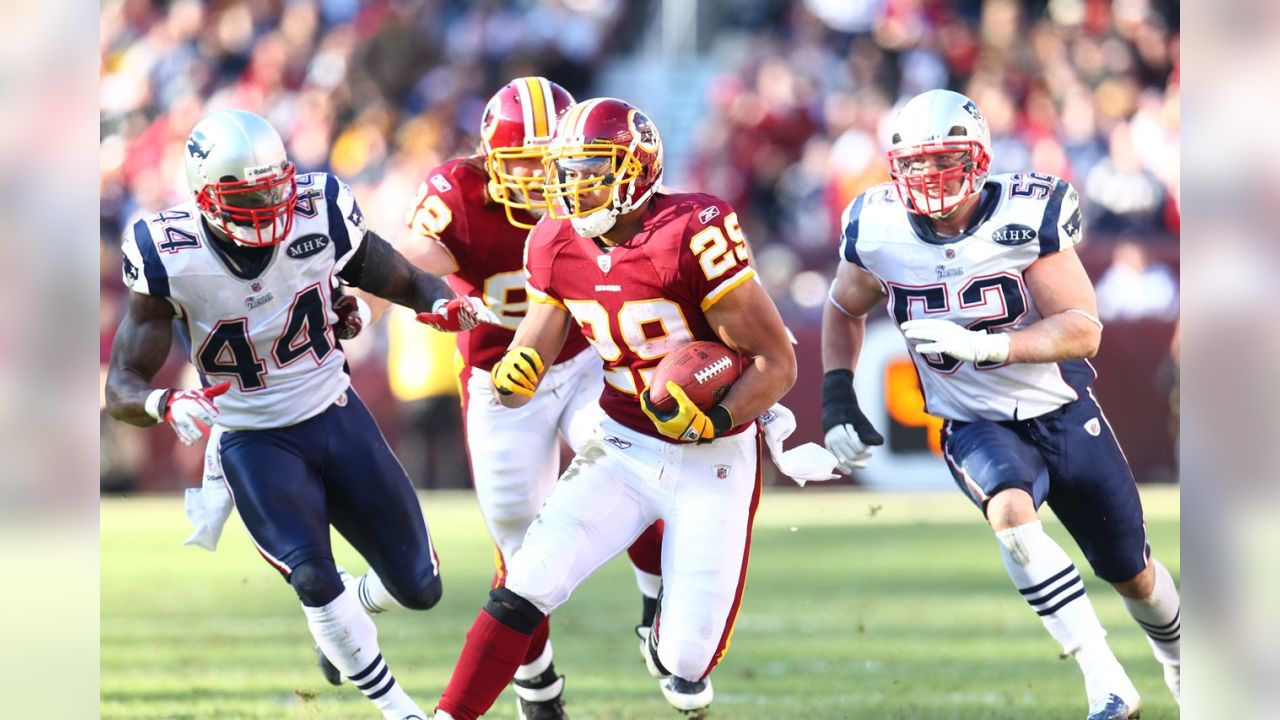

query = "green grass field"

[{"left": 101, "top": 486, "right": 1179, "bottom": 719}]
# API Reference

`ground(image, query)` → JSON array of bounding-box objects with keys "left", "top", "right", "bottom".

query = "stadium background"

[
  {"left": 99, "top": 0, "right": 1179, "bottom": 493},
  {"left": 97, "top": 2, "right": 1181, "bottom": 718}
]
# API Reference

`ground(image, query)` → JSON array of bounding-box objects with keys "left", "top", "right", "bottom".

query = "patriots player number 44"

[{"left": 105, "top": 109, "right": 498, "bottom": 720}]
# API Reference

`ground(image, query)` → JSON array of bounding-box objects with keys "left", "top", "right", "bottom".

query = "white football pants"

[
  {"left": 462, "top": 348, "right": 603, "bottom": 561},
  {"left": 505, "top": 416, "right": 762, "bottom": 681}
]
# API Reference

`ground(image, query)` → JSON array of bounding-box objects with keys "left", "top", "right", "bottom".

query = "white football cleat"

[{"left": 660, "top": 675, "right": 713, "bottom": 715}]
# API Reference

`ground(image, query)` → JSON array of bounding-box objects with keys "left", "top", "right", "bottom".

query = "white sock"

[
  {"left": 514, "top": 640, "right": 554, "bottom": 681},
  {"left": 302, "top": 588, "right": 424, "bottom": 719},
  {"left": 1122, "top": 558, "right": 1181, "bottom": 666},
  {"left": 995, "top": 522, "right": 1135, "bottom": 703},
  {"left": 632, "top": 567, "right": 662, "bottom": 600},
  {"left": 345, "top": 568, "right": 404, "bottom": 615},
  {"left": 994, "top": 521, "right": 1107, "bottom": 655}
]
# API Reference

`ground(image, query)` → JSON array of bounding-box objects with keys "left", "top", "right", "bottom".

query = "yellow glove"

[
  {"left": 641, "top": 381, "right": 719, "bottom": 443},
  {"left": 491, "top": 346, "right": 545, "bottom": 398}
]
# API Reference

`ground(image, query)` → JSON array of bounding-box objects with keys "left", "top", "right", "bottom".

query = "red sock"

[
  {"left": 522, "top": 617, "right": 551, "bottom": 666},
  {"left": 437, "top": 609, "right": 533, "bottom": 720},
  {"left": 626, "top": 520, "right": 665, "bottom": 575}
]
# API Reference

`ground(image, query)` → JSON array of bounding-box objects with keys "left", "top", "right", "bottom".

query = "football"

[{"left": 647, "top": 341, "right": 742, "bottom": 413}]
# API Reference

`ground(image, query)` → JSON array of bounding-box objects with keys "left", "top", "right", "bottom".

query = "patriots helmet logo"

[
  {"left": 186, "top": 130, "right": 213, "bottom": 160},
  {"left": 962, "top": 99, "right": 984, "bottom": 123}
]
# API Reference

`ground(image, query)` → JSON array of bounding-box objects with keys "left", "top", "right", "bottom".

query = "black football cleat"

[
  {"left": 314, "top": 645, "right": 342, "bottom": 686},
  {"left": 513, "top": 664, "right": 568, "bottom": 720}
]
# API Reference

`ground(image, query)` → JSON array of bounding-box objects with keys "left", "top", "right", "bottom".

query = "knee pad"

[
  {"left": 289, "top": 558, "right": 344, "bottom": 607},
  {"left": 484, "top": 587, "right": 546, "bottom": 635},
  {"left": 387, "top": 573, "right": 443, "bottom": 611}
]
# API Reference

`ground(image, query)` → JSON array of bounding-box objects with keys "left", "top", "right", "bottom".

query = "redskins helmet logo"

[
  {"left": 628, "top": 110, "right": 658, "bottom": 153},
  {"left": 480, "top": 99, "right": 500, "bottom": 143}
]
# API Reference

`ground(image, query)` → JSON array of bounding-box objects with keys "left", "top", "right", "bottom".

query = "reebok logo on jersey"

[
  {"left": 698, "top": 205, "right": 721, "bottom": 224},
  {"left": 991, "top": 223, "right": 1037, "bottom": 246},
  {"left": 286, "top": 233, "right": 330, "bottom": 259},
  {"left": 430, "top": 174, "right": 453, "bottom": 193},
  {"left": 604, "top": 435, "right": 632, "bottom": 450},
  {"left": 244, "top": 291, "right": 274, "bottom": 310}
]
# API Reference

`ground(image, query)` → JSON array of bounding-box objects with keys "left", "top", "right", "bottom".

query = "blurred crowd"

[
  {"left": 690, "top": 0, "right": 1179, "bottom": 306},
  {"left": 99, "top": 0, "right": 1180, "bottom": 492}
]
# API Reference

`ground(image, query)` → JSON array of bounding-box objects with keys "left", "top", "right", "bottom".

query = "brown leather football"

[{"left": 647, "top": 341, "right": 742, "bottom": 412}]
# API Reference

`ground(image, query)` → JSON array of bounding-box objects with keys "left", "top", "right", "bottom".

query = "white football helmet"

[
  {"left": 886, "top": 89, "right": 992, "bottom": 217},
  {"left": 184, "top": 109, "right": 298, "bottom": 246}
]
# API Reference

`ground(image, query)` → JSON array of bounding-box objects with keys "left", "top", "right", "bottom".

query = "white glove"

[
  {"left": 901, "top": 318, "right": 1011, "bottom": 364},
  {"left": 146, "top": 381, "right": 231, "bottom": 446},
  {"left": 184, "top": 425, "right": 235, "bottom": 551},
  {"left": 759, "top": 404, "right": 839, "bottom": 486},
  {"left": 416, "top": 296, "right": 501, "bottom": 332},
  {"left": 824, "top": 424, "right": 876, "bottom": 473}
]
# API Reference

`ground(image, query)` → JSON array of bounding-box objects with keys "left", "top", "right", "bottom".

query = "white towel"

[
  {"left": 183, "top": 425, "right": 235, "bottom": 551},
  {"left": 758, "top": 404, "right": 839, "bottom": 487}
]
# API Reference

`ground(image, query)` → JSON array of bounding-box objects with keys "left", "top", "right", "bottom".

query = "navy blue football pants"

[
  {"left": 218, "top": 389, "right": 440, "bottom": 601},
  {"left": 940, "top": 391, "right": 1149, "bottom": 582}
]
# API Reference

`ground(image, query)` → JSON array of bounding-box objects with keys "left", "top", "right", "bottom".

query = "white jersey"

[
  {"left": 841, "top": 173, "right": 1093, "bottom": 422},
  {"left": 121, "top": 172, "right": 366, "bottom": 430}
]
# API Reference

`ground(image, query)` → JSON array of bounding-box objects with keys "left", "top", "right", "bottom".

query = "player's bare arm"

[
  {"left": 819, "top": 259, "right": 887, "bottom": 472},
  {"left": 704, "top": 279, "right": 797, "bottom": 425},
  {"left": 821, "top": 260, "right": 887, "bottom": 373},
  {"left": 105, "top": 291, "right": 176, "bottom": 426},
  {"left": 1007, "top": 246, "right": 1103, "bottom": 363},
  {"left": 491, "top": 299, "right": 572, "bottom": 408}
]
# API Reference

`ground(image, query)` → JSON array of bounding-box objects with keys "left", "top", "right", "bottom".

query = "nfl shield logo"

[
  {"left": 1084, "top": 418, "right": 1101, "bottom": 437},
  {"left": 251, "top": 281, "right": 263, "bottom": 292},
  {"left": 944, "top": 248, "right": 956, "bottom": 260},
  {"left": 597, "top": 254, "right": 612, "bottom": 273},
  {"left": 713, "top": 464, "right": 731, "bottom": 480}
]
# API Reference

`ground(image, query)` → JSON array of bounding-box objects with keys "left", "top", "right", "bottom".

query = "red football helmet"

[
  {"left": 541, "top": 97, "right": 664, "bottom": 238},
  {"left": 480, "top": 76, "right": 575, "bottom": 229}
]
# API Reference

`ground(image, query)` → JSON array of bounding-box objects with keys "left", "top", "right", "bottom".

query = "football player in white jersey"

[
  {"left": 821, "top": 90, "right": 1180, "bottom": 720},
  {"left": 105, "top": 109, "right": 497, "bottom": 720}
]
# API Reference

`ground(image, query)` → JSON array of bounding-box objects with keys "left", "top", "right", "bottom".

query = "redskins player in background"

[
  {"left": 399, "top": 78, "right": 664, "bottom": 720},
  {"left": 432, "top": 98, "right": 797, "bottom": 720}
]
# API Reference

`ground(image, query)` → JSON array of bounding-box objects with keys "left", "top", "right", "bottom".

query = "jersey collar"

[{"left": 906, "top": 181, "right": 1001, "bottom": 246}]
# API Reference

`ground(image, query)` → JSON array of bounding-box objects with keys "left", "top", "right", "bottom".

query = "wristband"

[
  {"left": 708, "top": 405, "right": 734, "bottom": 435},
  {"left": 145, "top": 388, "right": 172, "bottom": 422}
]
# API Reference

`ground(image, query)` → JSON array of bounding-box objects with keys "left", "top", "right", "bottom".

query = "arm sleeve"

[
  {"left": 403, "top": 170, "right": 470, "bottom": 266},
  {"left": 681, "top": 199, "right": 757, "bottom": 311},
  {"left": 523, "top": 223, "right": 565, "bottom": 310},
  {"left": 325, "top": 174, "right": 368, "bottom": 272},
  {"left": 120, "top": 219, "right": 168, "bottom": 298},
  {"left": 1038, "top": 180, "right": 1084, "bottom": 256},
  {"left": 837, "top": 193, "right": 868, "bottom": 269}
]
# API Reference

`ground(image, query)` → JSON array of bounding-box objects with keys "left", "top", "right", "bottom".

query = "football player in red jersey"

[
  {"left": 433, "top": 98, "right": 797, "bottom": 720},
  {"left": 398, "top": 79, "right": 664, "bottom": 719}
]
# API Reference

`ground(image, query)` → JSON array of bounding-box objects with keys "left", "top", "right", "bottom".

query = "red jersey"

[
  {"left": 405, "top": 156, "right": 590, "bottom": 370},
  {"left": 525, "top": 192, "right": 758, "bottom": 440}
]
